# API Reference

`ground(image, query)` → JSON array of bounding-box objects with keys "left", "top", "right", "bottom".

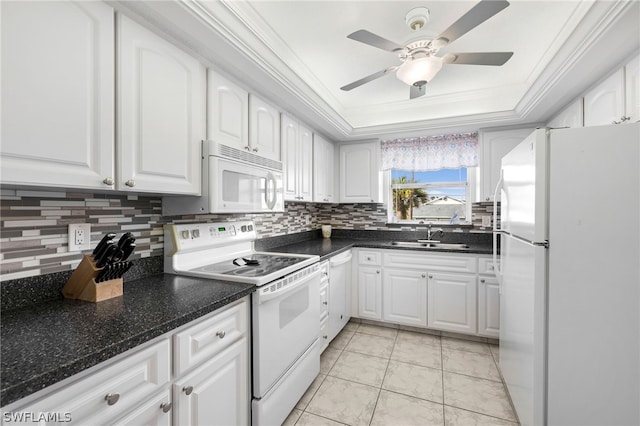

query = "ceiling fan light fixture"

[{"left": 396, "top": 56, "right": 443, "bottom": 86}]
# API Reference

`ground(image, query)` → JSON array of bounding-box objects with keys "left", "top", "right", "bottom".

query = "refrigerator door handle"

[{"left": 493, "top": 170, "right": 505, "bottom": 288}]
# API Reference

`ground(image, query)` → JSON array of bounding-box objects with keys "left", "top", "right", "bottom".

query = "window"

[{"left": 388, "top": 168, "right": 472, "bottom": 224}]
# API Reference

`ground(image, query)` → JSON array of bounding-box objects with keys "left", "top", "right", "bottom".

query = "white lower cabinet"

[
  {"left": 354, "top": 249, "right": 500, "bottom": 338},
  {"left": 427, "top": 272, "right": 477, "bottom": 334},
  {"left": 113, "top": 389, "right": 172, "bottom": 426},
  {"left": 383, "top": 268, "right": 427, "bottom": 327},
  {"left": 478, "top": 276, "right": 500, "bottom": 338},
  {"left": 173, "top": 339, "right": 249, "bottom": 426},
  {"left": 357, "top": 266, "right": 383, "bottom": 320},
  {"left": 5, "top": 298, "right": 250, "bottom": 426}
]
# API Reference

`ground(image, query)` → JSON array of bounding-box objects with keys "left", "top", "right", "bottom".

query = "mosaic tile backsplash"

[{"left": 0, "top": 188, "right": 496, "bottom": 281}]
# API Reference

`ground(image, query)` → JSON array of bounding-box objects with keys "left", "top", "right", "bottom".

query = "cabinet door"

[
  {"left": 249, "top": 94, "right": 280, "bottom": 160},
  {"left": 298, "top": 124, "right": 314, "bottom": 202},
  {"left": 383, "top": 269, "right": 427, "bottom": 327},
  {"left": 479, "top": 128, "right": 532, "bottom": 201},
  {"left": 281, "top": 114, "right": 299, "bottom": 201},
  {"left": 427, "top": 273, "right": 477, "bottom": 334},
  {"left": 478, "top": 276, "right": 500, "bottom": 338},
  {"left": 313, "top": 134, "right": 335, "bottom": 203},
  {"left": 0, "top": 1, "right": 115, "bottom": 190},
  {"left": 625, "top": 54, "right": 639, "bottom": 123},
  {"left": 113, "top": 389, "right": 172, "bottom": 426},
  {"left": 118, "top": 15, "right": 205, "bottom": 194},
  {"left": 339, "top": 142, "right": 380, "bottom": 203},
  {"left": 208, "top": 71, "right": 249, "bottom": 149},
  {"left": 547, "top": 99, "right": 584, "bottom": 129},
  {"left": 583, "top": 68, "right": 625, "bottom": 126},
  {"left": 174, "top": 338, "right": 249, "bottom": 426},
  {"left": 357, "top": 266, "right": 382, "bottom": 320}
]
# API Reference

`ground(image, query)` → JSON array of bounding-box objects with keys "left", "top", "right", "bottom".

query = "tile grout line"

[{"left": 367, "top": 329, "right": 398, "bottom": 425}]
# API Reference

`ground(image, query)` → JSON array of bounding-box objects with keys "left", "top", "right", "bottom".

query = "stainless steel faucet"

[{"left": 426, "top": 223, "right": 444, "bottom": 241}]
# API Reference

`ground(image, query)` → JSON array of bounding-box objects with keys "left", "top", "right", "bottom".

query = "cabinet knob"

[
  {"left": 102, "top": 177, "right": 114, "bottom": 186},
  {"left": 245, "top": 146, "right": 251, "bottom": 151},
  {"left": 216, "top": 330, "right": 226, "bottom": 339},
  {"left": 323, "top": 301, "right": 328, "bottom": 305},
  {"left": 125, "top": 179, "right": 135, "bottom": 187},
  {"left": 105, "top": 393, "right": 120, "bottom": 405},
  {"left": 323, "top": 198, "right": 329, "bottom": 202},
  {"left": 183, "top": 386, "right": 194, "bottom": 395},
  {"left": 160, "top": 402, "right": 172, "bottom": 413},
  {"left": 252, "top": 147, "right": 259, "bottom": 152},
  {"left": 481, "top": 279, "right": 486, "bottom": 283},
  {"left": 421, "top": 273, "right": 426, "bottom": 278},
  {"left": 428, "top": 274, "right": 433, "bottom": 279},
  {"left": 323, "top": 335, "right": 328, "bottom": 339},
  {"left": 485, "top": 197, "right": 491, "bottom": 201},
  {"left": 376, "top": 270, "right": 380, "bottom": 274}
]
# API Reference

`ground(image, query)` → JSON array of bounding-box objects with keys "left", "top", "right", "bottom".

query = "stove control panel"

[{"left": 165, "top": 220, "right": 257, "bottom": 252}]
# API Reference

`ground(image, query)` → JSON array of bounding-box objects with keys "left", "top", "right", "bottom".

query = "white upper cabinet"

[
  {"left": 583, "top": 68, "right": 625, "bottom": 126},
  {"left": 313, "top": 134, "right": 334, "bottom": 203},
  {"left": 208, "top": 71, "right": 249, "bottom": 149},
  {"left": 281, "top": 114, "right": 312, "bottom": 201},
  {"left": 118, "top": 15, "right": 205, "bottom": 195},
  {"left": 249, "top": 94, "right": 281, "bottom": 161},
  {"left": 339, "top": 141, "right": 381, "bottom": 203},
  {"left": 0, "top": 1, "right": 115, "bottom": 189},
  {"left": 547, "top": 99, "right": 584, "bottom": 129},
  {"left": 478, "top": 128, "right": 532, "bottom": 202},
  {"left": 625, "top": 54, "right": 640, "bottom": 123}
]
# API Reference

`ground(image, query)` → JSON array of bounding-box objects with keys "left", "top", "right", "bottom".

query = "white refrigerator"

[{"left": 494, "top": 123, "right": 639, "bottom": 426}]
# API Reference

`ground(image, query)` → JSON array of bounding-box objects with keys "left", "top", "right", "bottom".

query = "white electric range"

[{"left": 164, "top": 220, "right": 321, "bottom": 426}]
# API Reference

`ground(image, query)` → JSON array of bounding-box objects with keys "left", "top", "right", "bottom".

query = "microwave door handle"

[{"left": 265, "top": 172, "right": 276, "bottom": 210}]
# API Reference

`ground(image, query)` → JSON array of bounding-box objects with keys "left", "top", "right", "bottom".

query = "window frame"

[{"left": 384, "top": 167, "right": 477, "bottom": 224}]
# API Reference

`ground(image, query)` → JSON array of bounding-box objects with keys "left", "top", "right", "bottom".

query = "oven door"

[
  {"left": 252, "top": 268, "right": 320, "bottom": 398},
  {"left": 209, "top": 156, "right": 284, "bottom": 213}
]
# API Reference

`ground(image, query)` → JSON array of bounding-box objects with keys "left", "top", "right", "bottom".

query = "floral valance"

[{"left": 381, "top": 132, "right": 478, "bottom": 171}]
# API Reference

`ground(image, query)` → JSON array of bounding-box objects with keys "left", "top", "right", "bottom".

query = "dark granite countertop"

[
  {"left": 260, "top": 233, "right": 493, "bottom": 260},
  {"left": 0, "top": 274, "right": 255, "bottom": 407}
]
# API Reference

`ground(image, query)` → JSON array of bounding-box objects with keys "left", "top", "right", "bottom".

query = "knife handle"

[
  {"left": 93, "top": 232, "right": 116, "bottom": 256},
  {"left": 121, "top": 243, "right": 135, "bottom": 261}
]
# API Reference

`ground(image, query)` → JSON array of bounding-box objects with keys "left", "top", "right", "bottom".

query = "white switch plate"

[{"left": 69, "top": 223, "right": 91, "bottom": 251}]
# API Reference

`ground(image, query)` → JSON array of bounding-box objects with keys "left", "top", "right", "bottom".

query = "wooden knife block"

[{"left": 62, "top": 255, "right": 123, "bottom": 302}]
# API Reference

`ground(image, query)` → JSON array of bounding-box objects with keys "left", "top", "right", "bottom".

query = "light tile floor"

[{"left": 283, "top": 322, "right": 518, "bottom": 426}]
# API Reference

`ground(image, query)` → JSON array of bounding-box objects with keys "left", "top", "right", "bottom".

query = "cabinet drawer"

[
  {"left": 383, "top": 251, "right": 477, "bottom": 273},
  {"left": 320, "top": 282, "right": 329, "bottom": 320},
  {"left": 478, "top": 257, "right": 498, "bottom": 275},
  {"left": 358, "top": 250, "right": 382, "bottom": 265},
  {"left": 173, "top": 299, "right": 248, "bottom": 376},
  {"left": 320, "top": 260, "right": 330, "bottom": 284},
  {"left": 15, "top": 339, "right": 171, "bottom": 425}
]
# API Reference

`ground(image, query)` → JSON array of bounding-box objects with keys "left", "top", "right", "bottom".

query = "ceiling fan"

[{"left": 340, "top": 0, "right": 514, "bottom": 99}]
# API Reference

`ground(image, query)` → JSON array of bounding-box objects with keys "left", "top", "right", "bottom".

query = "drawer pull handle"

[
  {"left": 216, "top": 330, "right": 226, "bottom": 339},
  {"left": 183, "top": 386, "right": 194, "bottom": 395},
  {"left": 160, "top": 402, "right": 172, "bottom": 413},
  {"left": 105, "top": 393, "right": 120, "bottom": 405},
  {"left": 322, "top": 301, "right": 328, "bottom": 305}
]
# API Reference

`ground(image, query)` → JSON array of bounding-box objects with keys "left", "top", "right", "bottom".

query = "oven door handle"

[{"left": 256, "top": 268, "right": 319, "bottom": 304}]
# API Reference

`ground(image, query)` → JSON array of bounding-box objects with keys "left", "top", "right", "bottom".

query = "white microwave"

[{"left": 163, "top": 141, "right": 284, "bottom": 215}]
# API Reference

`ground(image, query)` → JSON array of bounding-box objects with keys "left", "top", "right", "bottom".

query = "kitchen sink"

[{"left": 390, "top": 241, "right": 470, "bottom": 250}]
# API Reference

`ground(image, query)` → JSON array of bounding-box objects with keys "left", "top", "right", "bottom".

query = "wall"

[{"left": 0, "top": 189, "right": 493, "bottom": 282}]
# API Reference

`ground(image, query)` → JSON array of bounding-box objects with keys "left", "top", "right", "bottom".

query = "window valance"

[{"left": 381, "top": 132, "right": 478, "bottom": 171}]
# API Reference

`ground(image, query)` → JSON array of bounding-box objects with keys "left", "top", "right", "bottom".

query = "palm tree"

[{"left": 392, "top": 176, "right": 428, "bottom": 220}]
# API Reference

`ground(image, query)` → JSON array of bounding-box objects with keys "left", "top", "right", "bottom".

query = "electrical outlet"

[
  {"left": 68, "top": 223, "right": 91, "bottom": 251},
  {"left": 482, "top": 216, "right": 492, "bottom": 227}
]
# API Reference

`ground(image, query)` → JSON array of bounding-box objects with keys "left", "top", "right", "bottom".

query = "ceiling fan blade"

[
  {"left": 442, "top": 52, "right": 513, "bottom": 66},
  {"left": 434, "top": 0, "right": 510, "bottom": 46},
  {"left": 340, "top": 67, "right": 397, "bottom": 91},
  {"left": 347, "top": 29, "right": 405, "bottom": 52},
  {"left": 410, "top": 83, "right": 426, "bottom": 99}
]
